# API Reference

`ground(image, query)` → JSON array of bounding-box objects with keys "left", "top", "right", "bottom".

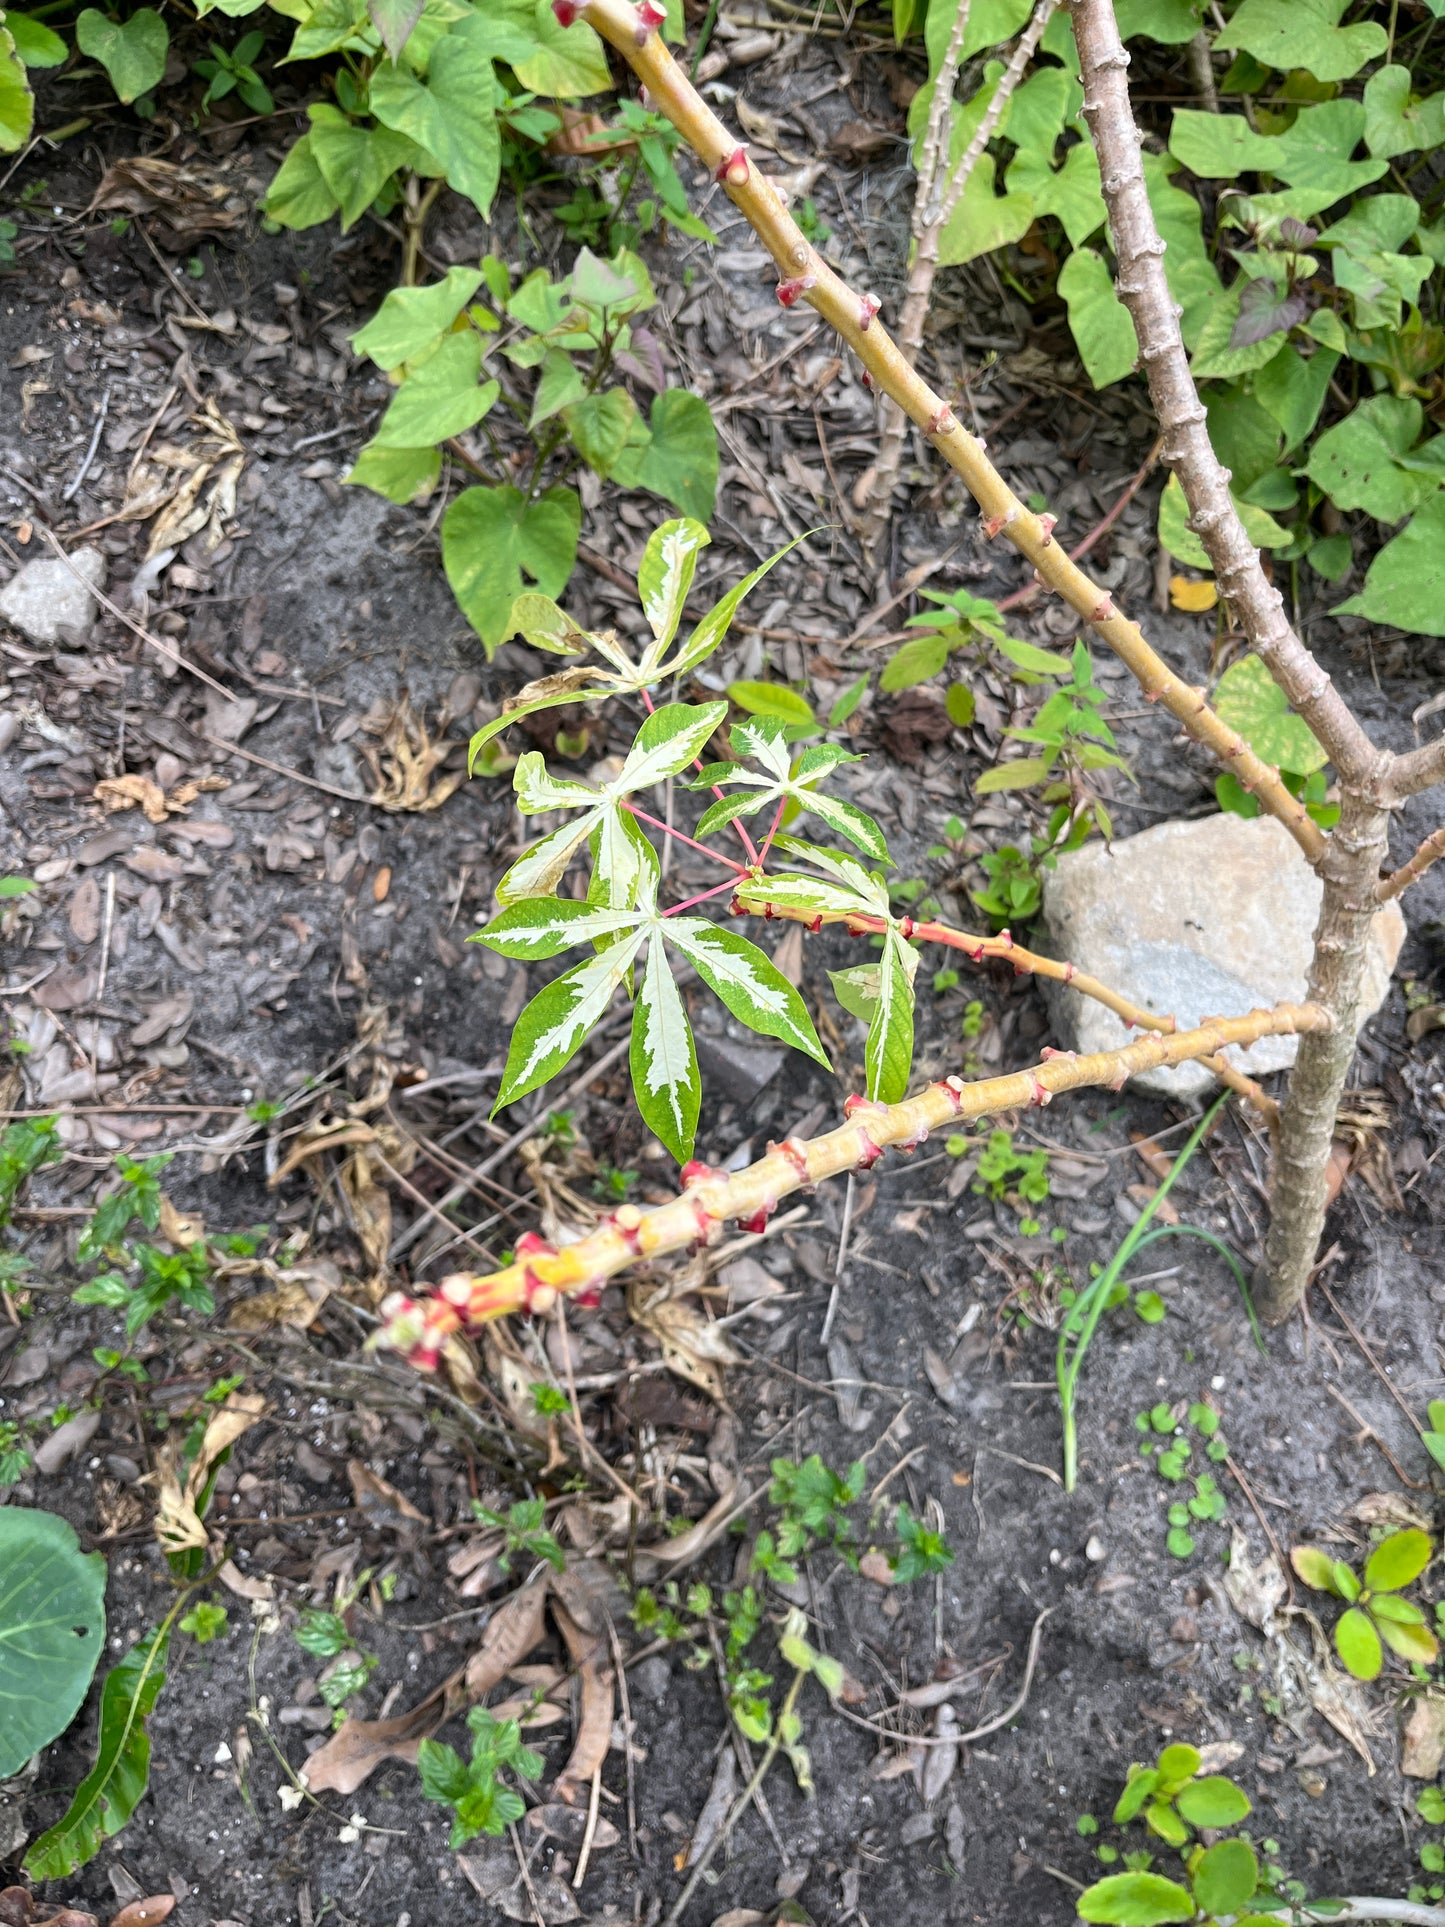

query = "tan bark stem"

[
  {"left": 377, "top": 1002, "right": 1328, "bottom": 1365},
  {"left": 1070, "top": 0, "right": 1387, "bottom": 805},
  {"left": 1377, "top": 824, "right": 1445, "bottom": 902},
  {"left": 579, "top": 0, "right": 1324, "bottom": 862},
  {"left": 868, "top": 0, "right": 1057, "bottom": 543},
  {"left": 1256, "top": 789, "right": 1390, "bottom": 1321},
  {"left": 1383, "top": 734, "right": 1445, "bottom": 804}
]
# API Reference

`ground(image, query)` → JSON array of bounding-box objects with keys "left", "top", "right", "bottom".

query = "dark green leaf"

[{"left": 0, "top": 1508, "right": 107, "bottom": 1779}]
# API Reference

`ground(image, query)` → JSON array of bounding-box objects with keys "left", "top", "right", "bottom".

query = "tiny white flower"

[{"left": 278, "top": 1784, "right": 305, "bottom": 1812}]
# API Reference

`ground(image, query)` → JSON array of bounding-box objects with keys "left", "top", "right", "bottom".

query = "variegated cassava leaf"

[
  {"left": 665, "top": 920, "right": 828, "bottom": 1065},
  {"left": 867, "top": 930, "right": 918, "bottom": 1104},
  {"left": 733, "top": 871, "right": 876, "bottom": 923},
  {"left": 667, "top": 533, "right": 812, "bottom": 679},
  {"left": 496, "top": 813, "right": 601, "bottom": 906},
  {"left": 768, "top": 836, "right": 893, "bottom": 913},
  {"left": 508, "top": 592, "right": 593, "bottom": 656},
  {"left": 691, "top": 721, "right": 889, "bottom": 860},
  {"left": 474, "top": 895, "right": 638, "bottom": 960},
  {"left": 514, "top": 751, "right": 600, "bottom": 815},
  {"left": 469, "top": 667, "right": 614, "bottom": 762},
  {"left": 617, "top": 699, "right": 727, "bottom": 792},
  {"left": 637, "top": 516, "right": 710, "bottom": 658},
  {"left": 495, "top": 940, "right": 642, "bottom": 1109},
  {"left": 630, "top": 937, "right": 701, "bottom": 1161}
]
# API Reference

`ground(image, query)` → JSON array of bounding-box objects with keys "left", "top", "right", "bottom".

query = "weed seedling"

[
  {"left": 418, "top": 1708, "right": 543, "bottom": 1847},
  {"left": 472, "top": 1497, "right": 566, "bottom": 1574},
  {"left": 1290, "top": 1527, "right": 1438, "bottom": 1679}
]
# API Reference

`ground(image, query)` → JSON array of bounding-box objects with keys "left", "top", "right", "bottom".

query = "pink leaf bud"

[
  {"left": 776, "top": 273, "right": 817, "bottom": 308},
  {"left": 715, "top": 146, "right": 749, "bottom": 185},
  {"left": 858, "top": 292, "right": 881, "bottom": 330},
  {"left": 634, "top": 0, "right": 665, "bottom": 41},
  {"left": 552, "top": 0, "right": 583, "bottom": 23}
]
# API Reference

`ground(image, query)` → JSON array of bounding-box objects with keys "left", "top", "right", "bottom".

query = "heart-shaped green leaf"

[
  {"left": 0, "top": 19, "right": 34, "bottom": 151},
  {"left": 75, "top": 7, "right": 168, "bottom": 103},
  {"left": 0, "top": 1507, "right": 107, "bottom": 1778}
]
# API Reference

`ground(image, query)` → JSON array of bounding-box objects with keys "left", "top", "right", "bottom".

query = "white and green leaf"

[
  {"left": 475, "top": 894, "right": 637, "bottom": 959},
  {"left": 637, "top": 516, "right": 710, "bottom": 657},
  {"left": 630, "top": 938, "right": 700, "bottom": 1162},
  {"left": 494, "top": 942, "right": 641, "bottom": 1111},
  {"left": 615, "top": 701, "right": 727, "bottom": 794},
  {"left": 665, "top": 921, "right": 828, "bottom": 1065},
  {"left": 667, "top": 534, "right": 810, "bottom": 679},
  {"left": 866, "top": 930, "right": 917, "bottom": 1104}
]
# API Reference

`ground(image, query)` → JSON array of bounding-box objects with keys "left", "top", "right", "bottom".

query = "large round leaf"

[
  {"left": 1175, "top": 1773, "right": 1252, "bottom": 1828},
  {"left": 1364, "top": 1526, "right": 1432, "bottom": 1593},
  {"left": 0, "top": 1507, "right": 107, "bottom": 1777},
  {"left": 1192, "top": 1838, "right": 1260, "bottom": 1915},
  {"left": 1076, "top": 1871, "right": 1196, "bottom": 1925},
  {"left": 1214, "top": 652, "right": 1328, "bottom": 776},
  {"left": 1334, "top": 1604, "right": 1383, "bottom": 1680}
]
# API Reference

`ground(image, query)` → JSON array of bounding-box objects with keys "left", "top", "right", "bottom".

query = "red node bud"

[
  {"left": 633, "top": 0, "right": 665, "bottom": 38},
  {"left": 573, "top": 1280, "right": 604, "bottom": 1310},
  {"left": 680, "top": 1159, "right": 726, "bottom": 1189},
  {"left": 1039, "top": 1046, "right": 1077, "bottom": 1061},
  {"left": 738, "top": 1199, "right": 776, "bottom": 1235},
  {"left": 688, "top": 1196, "right": 718, "bottom": 1247},
  {"left": 899, "top": 1124, "right": 929, "bottom": 1152},
  {"left": 516, "top": 1230, "right": 555, "bottom": 1259},
  {"left": 809, "top": 914, "right": 823, "bottom": 933},
  {"left": 1108, "top": 1070, "right": 1129, "bottom": 1092},
  {"left": 1092, "top": 597, "right": 1116, "bottom": 622},
  {"left": 1063, "top": 962, "right": 1077, "bottom": 982},
  {"left": 981, "top": 510, "right": 1011, "bottom": 540},
  {"left": 861, "top": 369, "right": 874, "bottom": 389},
  {"left": 1027, "top": 1074, "right": 1053, "bottom": 1110},
  {"left": 727, "top": 894, "right": 745, "bottom": 916},
  {"left": 608, "top": 1204, "right": 644, "bottom": 1254},
  {"left": 777, "top": 273, "right": 818, "bottom": 308},
  {"left": 843, "top": 1093, "right": 887, "bottom": 1118},
  {"left": 439, "top": 1275, "right": 475, "bottom": 1310},
  {"left": 898, "top": 916, "right": 915, "bottom": 939},
  {"left": 942, "top": 1075, "right": 967, "bottom": 1114},
  {"left": 858, "top": 292, "right": 881, "bottom": 330},
  {"left": 773, "top": 1138, "right": 811, "bottom": 1186},
  {"left": 925, "top": 406, "right": 957, "bottom": 437},
  {"left": 854, "top": 1130, "right": 882, "bottom": 1171},
  {"left": 715, "top": 146, "right": 750, "bottom": 185},
  {"left": 1038, "top": 513, "right": 1057, "bottom": 546},
  {"left": 552, "top": 0, "right": 583, "bottom": 22}
]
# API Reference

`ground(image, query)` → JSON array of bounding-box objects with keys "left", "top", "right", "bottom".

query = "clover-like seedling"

[
  {"left": 1290, "top": 1527, "right": 1437, "bottom": 1680},
  {"left": 1078, "top": 1744, "right": 1267, "bottom": 1924}
]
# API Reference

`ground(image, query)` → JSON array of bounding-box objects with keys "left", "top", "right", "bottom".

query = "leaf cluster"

[
  {"left": 418, "top": 1707, "right": 543, "bottom": 1848},
  {"left": 1290, "top": 1525, "right": 1438, "bottom": 1678}
]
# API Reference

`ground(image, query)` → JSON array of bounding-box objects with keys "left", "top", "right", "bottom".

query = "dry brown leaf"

[
  {"left": 159, "top": 1194, "right": 204, "bottom": 1247},
  {"left": 347, "top": 1458, "right": 427, "bottom": 1530},
  {"left": 525, "top": 1803, "right": 620, "bottom": 1852},
  {"left": 545, "top": 106, "right": 634, "bottom": 157},
  {"left": 1403, "top": 1693, "right": 1445, "bottom": 1779},
  {"left": 95, "top": 775, "right": 169, "bottom": 822},
  {"left": 215, "top": 1558, "right": 274, "bottom": 1603},
  {"left": 68, "top": 875, "right": 101, "bottom": 945},
  {"left": 550, "top": 1598, "right": 615, "bottom": 1804},
  {"left": 87, "top": 156, "right": 241, "bottom": 246},
  {"left": 630, "top": 1285, "right": 741, "bottom": 1402},
  {"left": 362, "top": 694, "right": 464, "bottom": 813},
  {"left": 227, "top": 1271, "right": 331, "bottom": 1331},
  {"left": 458, "top": 1851, "right": 580, "bottom": 1924},
  {"left": 155, "top": 1393, "right": 265, "bottom": 1557},
  {"left": 108, "top": 1900, "right": 176, "bottom": 1927},
  {"left": 0, "top": 1887, "right": 98, "bottom": 1927}
]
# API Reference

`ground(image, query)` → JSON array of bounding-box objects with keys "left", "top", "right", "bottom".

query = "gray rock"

[
  {"left": 0, "top": 545, "right": 106, "bottom": 643},
  {"left": 1039, "top": 813, "right": 1406, "bottom": 1098}
]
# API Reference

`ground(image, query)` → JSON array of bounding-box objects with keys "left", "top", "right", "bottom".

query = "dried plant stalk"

[
  {"left": 378, "top": 1002, "right": 1327, "bottom": 1367},
  {"left": 577, "top": 0, "right": 1324, "bottom": 861}
]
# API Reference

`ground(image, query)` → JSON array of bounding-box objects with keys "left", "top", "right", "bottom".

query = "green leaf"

[
  {"left": 366, "top": 0, "right": 423, "bottom": 59},
  {"left": 1171, "top": 100, "right": 1386, "bottom": 201},
  {"left": 417, "top": 1737, "right": 471, "bottom": 1807},
  {"left": 1334, "top": 1605, "right": 1383, "bottom": 1680},
  {"left": 346, "top": 441, "right": 440, "bottom": 505},
  {"left": 974, "top": 755, "right": 1050, "bottom": 793},
  {"left": 5, "top": 12, "right": 67, "bottom": 66},
  {"left": 1215, "top": 653, "right": 1326, "bottom": 777},
  {"left": 1291, "top": 1545, "right": 1341, "bottom": 1593},
  {"left": 1075, "top": 1872, "right": 1197, "bottom": 1925},
  {"left": 504, "top": 0, "right": 610, "bottom": 94},
  {"left": 24, "top": 1626, "right": 169, "bottom": 1881},
  {"left": 370, "top": 13, "right": 501, "bottom": 218},
  {"left": 374, "top": 335, "right": 498, "bottom": 447},
  {"left": 1116, "top": 0, "right": 1201, "bottom": 41},
  {"left": 630, "top": 937, "right": 700, "bottom": 1163},
  {"left": 880, "top": 633, "right": 949, "bottom": 692},
  {"left": 1008, "top": 137, "right": 1106, "bottom": 251},
  {"left": 1213, "top": 0, "right": 1386, "bottom": 83},
  {"left": 0, "top": 1508, "right": 107, "bottom": 1779},
  {"left": 443, "top": 484, "right": 580, "bottom": 653},
  {"left": 637, "top": 516, "right": 709, "bottom": 653},
  {"left": 495, "top": 944, "right": 640, "bottom": 1112},
  {"left": 352, "top": 264, "right": 484, "bottom": 370},
  {"left": 935, "top": 141, "right": 1034, "bottom": 267},
  {"left": 1192, "top": 1838, "right": 1259, "bottom": 1915},
  {"left": 670, "top": 534, "right": 807, "bottom": 679},
  {"left": 0, "top": 17, "right": 31, "bottom": 151},
  {"left": 1307, "top": 396, "right": 1437, "bottom": 523},
  {"left": 1362, "top": 63, "right": 1445, "bottom": 159},
  {"left": 729, "top": 681, "right": 815, "bottom": 728},
  {"left": 1255, "top": 342, "right": 1338, "bottom": 454},
  {"left": 307, "top": 103, "right": 416, "bottom": 230},
  {"left": 1363, "top": 1526, "right": 1433, "bottom": 1593},
  {"left": 1175, "top": 1774, "right": 1251, "bottom": 1827},
  {"left": 1112, "top": 1768, "right": 1161, "bottom": 1826},
  {"left": 1335, "top": 492, "right": 1445, "bottom": 635},
  {"left": 528, "top": 347, "right": 585, "bottom": 429},
  {"left": 563, "top": 388, "right": 637, "bottom": 478},
  {"left": 866, "top": 930, "right": 917, "bottom": 1104},
  {"left": 507, "top": 591, "right": 591, "bottom": 656},
  {"left": 610, "top": 388, "right": 718, "bottom": 522},
  {"left": 1156, "top": 473, "right": 1290, "bottom": 572},
  {"left": 75, "top": 6, "right": 167, "bottom": 101},
  {"left": 1058, "top": 247, "right": 1136, "bottom": 388},
  {"left": 1376, "top": 1615, "right": 1440, "bottom": 1665},
  {"left": 665, "top": 921, "right": 828, "bottom": 1067},
  {"left": 1191, "top": 285, "right": 1298, "bottom": 381},
  {"left": 263, "top": 134, "right": 339, "bottom": 230},
  {"left": 1142, "top": 152, "right": 1224, "bottom": 349}
]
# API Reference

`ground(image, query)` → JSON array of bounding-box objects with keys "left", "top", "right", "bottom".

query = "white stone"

[
  {"left": 1039, "top": 813, "right": 1406, "bottom": 1098},
  {"left": 0, "top": 545, "right": 106, "bottom": 644}
]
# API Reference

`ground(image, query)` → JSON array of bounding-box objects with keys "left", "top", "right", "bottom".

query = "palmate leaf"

[
  {"left": 637, "top": 516, "right": 709, "bottom": 655},
  {"left": 478, "top": 876, "right": 826, "bottom": 1153},
  {"left": 692, "top": 718, "right": 889, "bottom": 861},
  {"left": 496, "top": 702, "right": 726, "bottom": 908},
  {"left": 25, "top": 1626, "right": 170, "bottom": 1881}
]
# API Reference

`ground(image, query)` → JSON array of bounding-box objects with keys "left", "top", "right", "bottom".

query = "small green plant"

[
  {"left": 418, "top": 1707, "right": 543, "bottom": 1847},
  {"left": 74, "top": 1240, "right": 217, "bottom": 1338},
  {"left": 592, "top": 1161, "right": 638, "bottom": 1203},
  {"left": 472, "top": 1497, "right": 566, "bottom": 1573},
  {"left": 0, "top": 1420, "right": 31, "bottom": 1485},
  {"left": 179, "top": 1601, "right": 228, "bottom": 1645},
  {"left": 530, "top": 1381, "right": 570, "bottom": 1417},
  {"left": 77, "top": 1151, "right": 171, "bottom": 1260},
  {"left": 1076, "top": 1743, "right": 1272, "bottom": 1924},
  {"left": 974, "top": 1128, "right": 1051, "bottom": 1210},
  {"left": 0, "top": 1115, "right": 60, "bottom": 1225},
  {"left": 342, "top": 247, "right": 717, "bottom": 655},
  {"left": 889, "top": 1502, "right": 954, "bottom": 1584},
  {"left": 193, "top": 29, "right": 272, "bottom": 114},
  {"left": 769, "top": 1453, "right": 866, "bottom": 1563},
  {"left": 1057, "top": 1096, "right": 1252, "bottom": 1492},
  {"left": 1291, "top": 1527, "right": 1438, "bottom": 1679}
]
